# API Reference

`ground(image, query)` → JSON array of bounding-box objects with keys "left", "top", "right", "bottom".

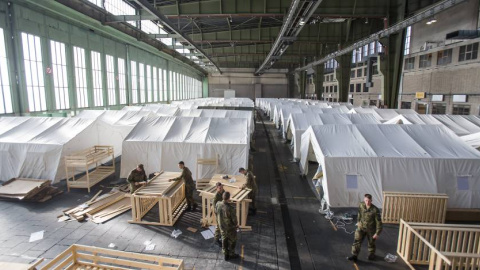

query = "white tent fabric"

[
  {"left": 75, "top": 110, "right": 154, "bottom": 157},
  {"left": 462, "top": 132, "right": 480, "bottom": 149},
  {"left": 120, "top": 116, "right": 249, "bottom": 180},
  {"left": 286, "top": 113, "right": 379, "bottom": 159},
  {"left": 349, "top": 108, "right": 417, "bottom": 122},
  {"left": 300, "top": 124, "right": 480, "bottom": 208},
  {"left": 385, "top": 114, "right": 480, "bottom": 137},
  {"left": 0, "top": 117, "right": 97, "bottom": 182},
  {"left": 175, "top": 109, "right": 254, "bottom": 135}
]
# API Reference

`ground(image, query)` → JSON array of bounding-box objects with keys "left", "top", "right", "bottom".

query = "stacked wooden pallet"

[
  {"left": 0, "top": 178, "right": 62, "bottom": 202},
  {"left": 61, "top": 191, "right": 131, "bottom": 223}
]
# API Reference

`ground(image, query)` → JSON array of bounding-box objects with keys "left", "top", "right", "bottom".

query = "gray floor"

[{"left": 0, "top": 111, "right": 411, "bottom": 270}]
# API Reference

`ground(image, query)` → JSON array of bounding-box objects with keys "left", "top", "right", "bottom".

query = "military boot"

[{"left": 347, "top": 255, "right": 358, "bottom": 262}]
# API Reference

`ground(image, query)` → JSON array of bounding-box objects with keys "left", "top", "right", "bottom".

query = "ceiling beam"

[{"left": 132, "top": 0, "right": 222, "bottom": 73}]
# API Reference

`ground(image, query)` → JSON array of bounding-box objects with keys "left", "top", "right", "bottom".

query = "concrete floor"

[{"left": 0, "top": 111, "right": 412, "bottom": 270}]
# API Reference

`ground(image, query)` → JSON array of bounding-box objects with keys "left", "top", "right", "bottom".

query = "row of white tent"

[
  {"left": 0, "top": 101, "right": 254, "bottom": 184},
  {"left": 171, "top": 97, "right": 254, "bottom": 108},
  {"left": 258, "top": 98, "right": 480, "bottom": 209}
]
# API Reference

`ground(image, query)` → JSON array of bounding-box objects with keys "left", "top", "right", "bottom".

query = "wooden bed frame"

[
  {"left": 65, "top": 146, "right": 115, "bottom": 193},
  {"left": 199, "top": 183, "right": 252, "bottom": 231},
  {"left": 129, "top": 171, "right": 187, "bottom": 226},
  {"left": 398, "top": 219, "right": 480, "bottom": 270},
  {"left": 39, "top": 244, "right": 183, "bottom": 270},
  {"left": 382, "top": 191, "right": 448, "bottom": 224},
  {"left": 195, "top": 154, "right": 219, "bottom": 190}
]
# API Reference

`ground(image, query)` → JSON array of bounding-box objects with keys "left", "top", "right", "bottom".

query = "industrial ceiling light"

[
  {"left": 426, "top": 16, "right": 437, "bottom": 25},
  {"left": 299, "top": 17, "right": 306, "bottom": 25},
  {"left": 365, "top": 18, "right": 368, "bottom": 24}
]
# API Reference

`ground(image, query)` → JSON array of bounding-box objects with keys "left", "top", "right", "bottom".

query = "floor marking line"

[{"left": 239, "top": 244, "right": 245, "bottom": 270}]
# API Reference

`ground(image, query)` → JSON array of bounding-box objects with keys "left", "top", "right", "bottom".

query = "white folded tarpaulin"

[
  {"left": 300, "top": 124, "right": 480, "bottom": 208},
  {"left": 120, "top": 116, "right": 249, "bottom": 180}
]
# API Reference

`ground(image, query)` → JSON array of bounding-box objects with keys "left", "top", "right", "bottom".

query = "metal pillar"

[{"left": 335, "top": 54, "right": 351, "bottom": 103}]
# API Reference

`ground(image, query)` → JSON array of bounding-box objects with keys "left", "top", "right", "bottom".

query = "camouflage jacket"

[
  {"left": 127, "top": 169, "right": 147, "bottom": 183},
  {"left": 216, "top": 201, "right": 237, "bottom": 232},
  {"left": 213, "top": 190, "right": 225, "bottom": 214},
  {"left": 357, "top": 202, "right": 382, "bottom": 235},
  {"left": 245, "top": 171, "right": 257, "bottom": 191},
  {"left": 173, "top": 167, "right": 195, "bottom": 187}
]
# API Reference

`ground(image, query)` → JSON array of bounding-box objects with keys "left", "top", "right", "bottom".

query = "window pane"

[
  {"left": 106, "top": 54, "right": 116, "bottom": 105},
  {"left": 146, "top": 64, "right": 152, "bottom": 102},
  {"left": 22, "top": 32, "right": 46, "bottom": 112},
  {"left": 0, "top": 28, "right": 12, "bottom": 114},
  {"left": 131, "top": 61, "right": 137, "bottom": 104},
  {"left": 152, "top": 66, "right": 158, "bottom": 102},
  {"left": 74, "top": 47, "right": 88, "bottom": 108},
  {"left": 139, "top": 63, "right": 145, "bottom": 103},
  {"left": 91, "top": 51, "right": 103, "bottom": 107},
  {"left": 50, "top": 40, "right": 69, "bottom": 109},
  {"left": 118, "top": 58, "right": 126, "bottom": 104}
]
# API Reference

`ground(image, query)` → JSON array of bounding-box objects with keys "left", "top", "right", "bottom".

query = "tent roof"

[
  {"left": 0, "top": 117, "right": 95, "bottom": 145},
  {"left": 0, "top": 117, "right": 30, "bottom": 136},
  {"left": 288, "top": 113, "right": 379, "bottom": 132},
  {"left": 306, "top": 124, "right": 480, "bottom": 159},
  {"left": 125, "top": 116, "right": 248, "bottom": 144}
]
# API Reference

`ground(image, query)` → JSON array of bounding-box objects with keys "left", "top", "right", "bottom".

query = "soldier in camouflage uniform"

[
  {"left": 213, "top": 182, "right": 225, "bottom": 247},
  {"left": 127, "top": 164, "right": 147, "bottom": 194},
  {"left": 239, "top": 167, "right": 257, "bottom": 215},
  {"left": 348, "top": 194, "right": 383, "bottom": 262},
  {"left": 216, "top": 191, "right": 239, "bottom": 261},
  {"left": 169, "top": 161, "right": 197, "bottom": 211}
]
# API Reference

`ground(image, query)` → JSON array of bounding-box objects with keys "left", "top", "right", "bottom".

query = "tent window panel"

[
  {"left": 130, "top": 61, "right": 137, "bottom": 104},
  {"left": 91, "top": 51, "right": 103, "bottom": 107},
  {"left": 139, "top": 63, "right": 145, "bottom": 103},
  {"left": 346, "top": 175, "right": 358, "bottom": 190},
  {"left": 50, "top": 40, "right": 69, "bottom": 110},
  {"left": 152, "top": 66, "right": 158, "bottom": 102},
  {"left": 22, "top": 32, "right": 46, "bottom": 112},
  {"left": 73, "top": 47, "right": 88, "bottom": 108},
  {"left": 106, "top": 54, "right": 116, "bottom": 105},
  {"left": 118, "top": 58, "right": 127, "bottom": 104},
  {"left": 0, "top": 28, "right": 13, "bottom": 114},
  {"left": 457, "top": 176, "right": 469, "bottom": 191},
  {"left": 146, "top": 64, "right": 152, "bottom": 102}
]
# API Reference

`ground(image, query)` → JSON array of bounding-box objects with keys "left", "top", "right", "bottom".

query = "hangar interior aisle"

[{"left": 1, "top": 0, "right": 480, "bottom": 269}]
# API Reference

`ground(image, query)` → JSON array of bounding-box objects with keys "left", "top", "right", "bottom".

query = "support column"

[
  {"left": 299, "top": 70, "right": 306, "bottom": 99},
  {"left": 335, "top": 54, "right": 351, "bottom": 102},
  {"left": 287, "top": 70, "right": 295, "bottom": 98},
  {"left": 314, "top": 65, "right": 324, "bottom": 100},
  {"left": 379, "top": 32, "right": 405, "bottom": 108}
]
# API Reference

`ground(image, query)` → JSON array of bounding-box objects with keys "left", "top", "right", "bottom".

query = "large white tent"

[
  {"left": 300, "top": 124, "right": 480, "bottom": 208},
  {"left": 384, "top": 114, "right": 480, "bottom": 137},
  {"left": 349, "top": 108, "right": 417, "bottom": 122},
  {"left": 175, "top": 109, "right": 254, "bottom": 135},
  {"left": 120, "top": 116, "right": 249, "bottom": 180},
  {"left": 0, "top": 117, "right": 96, "bottom": 182},
  {"left": 286, "top": 113, "right": 380, "bottom": 159},
  {"left": 76, "top": 110, "right": 154, "bottom": 157}
]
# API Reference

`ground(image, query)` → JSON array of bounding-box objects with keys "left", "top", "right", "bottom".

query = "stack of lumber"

[
  {"left": 61, "top": 191, "right": 131, "bottom": 223},
  {"left": 0, "top": 178, "right": 62, "bottom": 202}
]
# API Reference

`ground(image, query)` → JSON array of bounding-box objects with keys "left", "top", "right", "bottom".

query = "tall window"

[
  {"left": 163, "top": 69, "right": 167, "bottom": 101},
  {"left": 152, "top": 66, "right": 158, "bottom": 102},
  {"left": 404, "top": 57, "right": 415, "bottom": 70},
  {"left": 22, "top": 32, "right": 46, "bottom": 112},
  {"left": 91, "top": 51, "right": 103, "bottom": 106},
  {"left": 369, "top": 42, "right": 375, "bottom": 55},
  {"left": 0, "top": 28, "right": 12, "bottom": 114},
  {"left": 146, "top": 64, "right": 152, "bottom": 102},
  {"left": 158, "top": 68, "right": 164, "bottom": 101},
  {"left": 139, "top": 63, "right": 145, "bottom": 103},
  {"left": 74, "top": 47, "right": 88, "bottom": 108},
  {"left": 50, "top": 41, "right": 69, "bottom": 110},
  {"left": 88, "top": 0, "right": 103, "bottom": 7},
  {"left": 170, "top": 71, "right": 175, "bottom": 100},
  {"left": 141, "top": 21, "right": 160, "bottom": 34},
  {"left": 404, "top": 26, "right": 411, "bottom": 55},
  {"left": 118, "top": 58, "right": 127, "bottom": 104},
  {"left": 130, "top": 61, "right": 138, "bottom": 103},
  {"left": 106, "top": 54, "right": 116, "bottom": 105}
]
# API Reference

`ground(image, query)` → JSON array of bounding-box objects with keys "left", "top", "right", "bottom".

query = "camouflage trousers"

[
  {"left": 214, "top": 224, "right": 221, "bottom": 241},
  {"left": 249, "top": 192, "right": 257, "bottom": 210},
  {"left": 221, "top": 229, "right": 237, "bottom": 256},
  {"left": 351, "top": 229, "right": 376, "bottom": 256},
  {"left": 185, "top": 185, "right": 196, "bottom": 208},
  {"left": 129, "top": 182, "right": 141, "bottom": 194}
]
